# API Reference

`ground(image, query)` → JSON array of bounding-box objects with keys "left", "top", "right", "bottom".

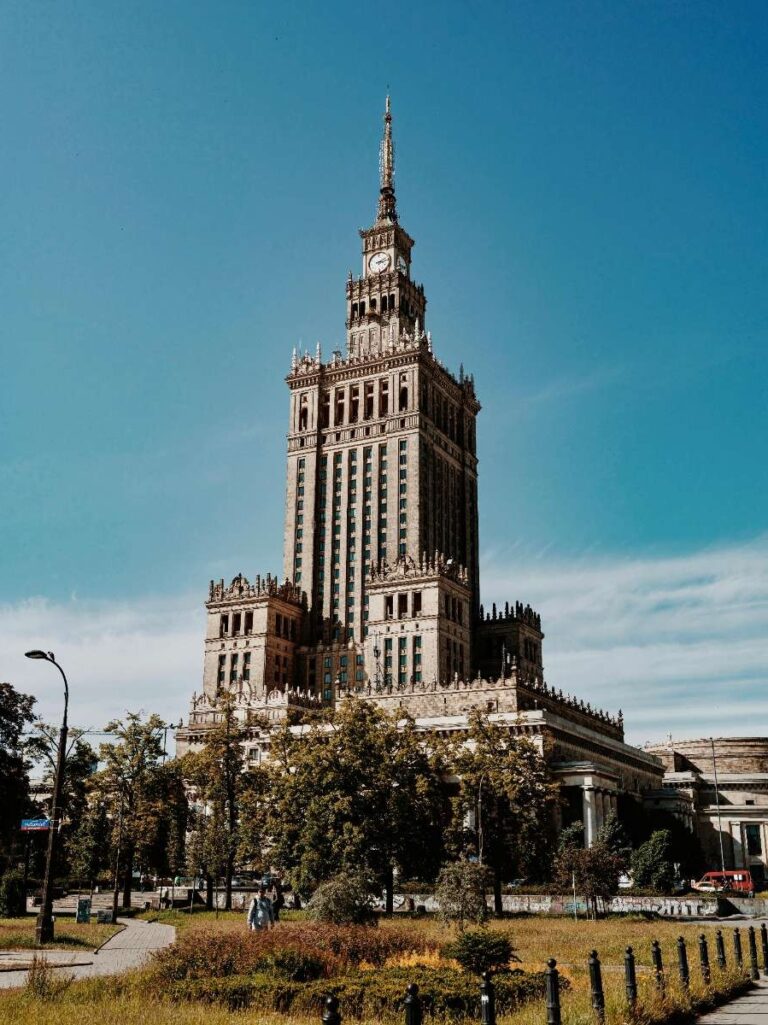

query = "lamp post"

[{"left": 24, "top": 650, "right": 69, "bottom": 944}]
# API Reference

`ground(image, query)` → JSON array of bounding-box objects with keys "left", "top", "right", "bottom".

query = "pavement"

[
  {"left": 0, "top": 917, "right": 175, "bottom": 989},
  {"left": 698, "top": 980, "right": 768, "bottom": 1025}
]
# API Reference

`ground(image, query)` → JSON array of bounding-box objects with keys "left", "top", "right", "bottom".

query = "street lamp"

[{"left": 24, "top": 650, "right": 69, "bottom": 944}]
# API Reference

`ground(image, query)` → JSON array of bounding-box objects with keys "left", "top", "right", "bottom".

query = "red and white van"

[{"left": 691, "top": 870, "right": 754, "bottom": 895}]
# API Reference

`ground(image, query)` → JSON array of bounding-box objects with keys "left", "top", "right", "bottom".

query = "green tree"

[
  {"left": 552, "top": 823, "right": 624, "bottom": 918},
  {"left": 67, "top": 801, "right": 110, "bottom": 893},
  {"left": 596, "top": 813, "right": 631, "bottom": 863},
  {"left": 631, "top": 829, "right": 677, "bottom": 892},
  {"left": 92, "top": 712, "right": 168, "bottom": 907},
  {"left": 266, "top": 698, "right": 448, "bottom": 910},
  {"left": 0, "top": 683, "right": 36, "bottom": 866},
  {"left": 24, "top": 723, "right": 97, "bottom": 879},
  {"left": 181, "top": 694, "right": 248, "bottom": 909},
  {"left": 435, "top": 859, "right": 490, "bottom": 930},
  {"left": 455, "top": 711, "right": 558, "bottom": 914}
]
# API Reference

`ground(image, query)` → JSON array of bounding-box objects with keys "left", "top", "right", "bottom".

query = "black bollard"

[
  {"left": 625, "top": 946, "right": 637, "bottom": 1009},
  {"left": 734, "top": 927, "right": 744, "bottom": 970},
  {"left": 404, "top": 983, "right": 422, "bottom": 1025},
  {"left": 760, "top": 923, "right": 768, "bottom": 977},
  {"left": 545, "top": 959, "right": 561, "bottom": 1025},
  {"left": 480, "top": 972, "right": 496, "bottom": 1025},
  {"left": 698, "top": 934, "right": 711, "bottom": 984},
  {"left": 588, "top": 950, "right": 605, "bottom": 1022},
  {"left": 748, "top": 926, "right": 760, "bottom": 981},
  {"left": 716, "top": 929, "right": 726, "bottom": 970},
  {"left": 677, "top": 936, "right": 690, "bottom": 990},
  {"left": 322, "top": 995, "right": 341, "bottom": 1025},
  {"left": 651, "top": 939, "right": 665, "bottom": 993}
]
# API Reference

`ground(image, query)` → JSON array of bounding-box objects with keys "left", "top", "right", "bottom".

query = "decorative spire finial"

[{"left": 377, "top": 96, "right": 397, "bottom": 223}]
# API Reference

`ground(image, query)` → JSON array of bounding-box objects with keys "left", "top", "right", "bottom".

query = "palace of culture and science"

[{"left": 177, "top": 101, "right": 665, "bottom": 841}]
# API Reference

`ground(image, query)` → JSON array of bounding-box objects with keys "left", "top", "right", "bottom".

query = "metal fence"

[{"left": 317, "top": 925, "right": 767, "bottom": 1025}]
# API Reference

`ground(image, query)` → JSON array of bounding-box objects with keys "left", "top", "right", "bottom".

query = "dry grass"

[
  {"left": 0, "top": 916, "right": 122, "bottom": 951},
  {"left": 0, "top": 914, "right": 752, "bottom": 1025}
]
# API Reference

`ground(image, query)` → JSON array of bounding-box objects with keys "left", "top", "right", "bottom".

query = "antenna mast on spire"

[{"left": 377, "top": 95, "right": 397, "bottom": 223}]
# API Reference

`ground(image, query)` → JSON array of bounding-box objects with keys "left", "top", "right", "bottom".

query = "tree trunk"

[
  {"left": 225, "top": 852, "right": 234, "bottom": 911},
  {"left": 385, "top": 864, "right": 394, "bottom": 915},
  {"left": 491, "top": 807, "right": 503, "bottom": 917},
  {"left": 122, "top": 844, "right": 134, "bottom": 908},
  {"left": 493, "top": 862, "right": 503, "bottom": 917}
]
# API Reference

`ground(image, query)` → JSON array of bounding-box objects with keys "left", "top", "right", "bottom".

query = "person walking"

[{"left": 247, "top": 888, "right": 275, "bottom": 931}]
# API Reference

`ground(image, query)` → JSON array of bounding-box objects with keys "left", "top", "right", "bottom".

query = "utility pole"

[
  {"left": 711, "top": 738, "right": 727, "bottom": 876},
  {"left": 24, "top": 651, "right": 69, "bottom": 944}
]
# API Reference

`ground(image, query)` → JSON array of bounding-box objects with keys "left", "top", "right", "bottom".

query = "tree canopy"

[{"left": 264, "top": 698, "right": 448, "bottom": 909}]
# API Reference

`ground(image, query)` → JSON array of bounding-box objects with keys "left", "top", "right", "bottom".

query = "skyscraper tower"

[
  {"left": 283, "top": 99, "right": 481, "bottom": 663},
  {"left": 180, "top": 99, "right": 545, "bottom": 733},
  {"left": 176, "top": 105, "right": 666, "bottom": 851}
]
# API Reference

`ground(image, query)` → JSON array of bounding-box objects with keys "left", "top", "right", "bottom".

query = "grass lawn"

[
  {"left": 0, "top": 913, "right": 752, "bottom": 1025},
  {"left": 0, "top": 916, "right": 122, "bottom": 951}
]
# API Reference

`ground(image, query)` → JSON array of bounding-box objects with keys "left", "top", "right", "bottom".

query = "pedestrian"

[
  {"left": 269, "top": 882, "right": 284, "bottom": 922},
  {"left": 247, "top": 887, "right": 275, "bottom": 931}
]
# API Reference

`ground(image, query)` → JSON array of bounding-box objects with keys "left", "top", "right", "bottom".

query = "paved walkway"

[
  {"left": 699, "top": 979, "right": 768, "bottom": 1025},
  {"left": 0, "top": 917, "right": 175, "bottom": 989}
]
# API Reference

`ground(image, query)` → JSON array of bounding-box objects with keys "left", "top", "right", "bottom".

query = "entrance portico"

[{"left": 554, "top": 761, "right": 620, "bottom": 847}]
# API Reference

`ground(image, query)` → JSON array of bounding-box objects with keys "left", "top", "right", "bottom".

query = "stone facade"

[
  {"left": 646, "top": 737, "right": 768, "bottom": 885},
  {"left": 176, "top": 99, "right": 665, "bottom": 844}
]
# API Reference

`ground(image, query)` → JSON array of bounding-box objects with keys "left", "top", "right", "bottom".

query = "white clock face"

[
  {"left": 397, "top": 255, "right": 407, "bottom": 273},
  {"left": 368, "top": 251, "right": 391, "bottom": 273}
]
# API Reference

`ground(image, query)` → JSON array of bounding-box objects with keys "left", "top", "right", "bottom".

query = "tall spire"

[{"left": 377, "top": 95, "right": 397, "bottom": 223}]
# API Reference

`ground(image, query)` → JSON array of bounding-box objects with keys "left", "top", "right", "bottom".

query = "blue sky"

[{"left": 2, "top": 1, "right": 766, "bottom": 742}]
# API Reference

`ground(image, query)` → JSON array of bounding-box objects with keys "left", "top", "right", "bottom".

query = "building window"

[
  {"left": 746, "top": 824, "right": 763, "bottom": 856},
  {"left": 412, "top": 592, "right": 422, "bottom": 616}
]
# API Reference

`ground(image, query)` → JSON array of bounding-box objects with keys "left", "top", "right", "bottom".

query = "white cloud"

[
  {"left": 0, "top": 594, "right": 203, "bottom": 749},
  {"left": 481, "top": 535, "right": 768, "bottom": 746},
  {"left": 3, "top": 535, "right": 766, "bottom": 753}
]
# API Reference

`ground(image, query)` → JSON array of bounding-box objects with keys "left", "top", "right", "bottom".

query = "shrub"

[
  {"left": 148, "top": 921, "right": 428, "bottom": 986},
  {"left": 631, "top": 830, "right": 676, "bottom": 892},
  {"left": 435, "top": 860, "right": 490, "bottom": 929},
  {"left": 165, "top": 964, "right": 550, "bottom": 1016},
  {"left": 0, "top": 871, "right": 26, "bottom": 918},
  {"left": 305, "top": 871, "right": 377, "bottom": 926},
  {"left": 262, "top": 948, "right": 326, "bottom": 981},
  {"left": 443, "top": 929, "right": 517, "bottom": 975}
]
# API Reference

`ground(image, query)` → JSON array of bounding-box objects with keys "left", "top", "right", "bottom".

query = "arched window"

[
  {"left": 299, "top": 395, "right": 309, "bottom": 431},
  {"left": 399, "top": 373, "right": 408, "bottom": 412},
  {"left": 370, "top": 297, "right": 377, "bottom": 312},
  {"left": 352, "top": 303, "right": 358, "bottom": 319},
  {"left": 359, "top": 300, "right": 366, "bottom": 317}
]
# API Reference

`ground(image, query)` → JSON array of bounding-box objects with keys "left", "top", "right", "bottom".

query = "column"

[
  {"left": 583, "top": 786, "right": 597, "bottom": 848},
  {"left": 595, "top": 791, "right": 605, "bottom": 833}
]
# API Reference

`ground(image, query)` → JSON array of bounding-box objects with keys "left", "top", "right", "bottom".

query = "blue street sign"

[{"left": 20, "top": 818, "right": 51, "bottom": 831}]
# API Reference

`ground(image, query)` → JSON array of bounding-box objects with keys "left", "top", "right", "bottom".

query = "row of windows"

[
  {"left": 445, "top": 637, "right": 466, "bottom": 680},
  {"left": 297, "top": 375, "right": 411, "bottom": 433},
  {"left": 380, "top": 635, "right": 422, "bottom": 685},
  {"left": 219, "top": 611, "right": 253, "bottom": 637},
  {"left": 218, "top": 651, "right": 251, "bottom": 683},
  {"left": 350, "top": 293, "right": 398, "bottom": 318}
]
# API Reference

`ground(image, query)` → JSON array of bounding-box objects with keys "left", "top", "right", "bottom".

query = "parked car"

[{"left": 691, "top": 870, "right": 754, "bottom": 895}]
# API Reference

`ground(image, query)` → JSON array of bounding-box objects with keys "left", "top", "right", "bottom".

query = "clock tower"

[{"left": 347, "top": 97, "right": 426, "bottom": 359}]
